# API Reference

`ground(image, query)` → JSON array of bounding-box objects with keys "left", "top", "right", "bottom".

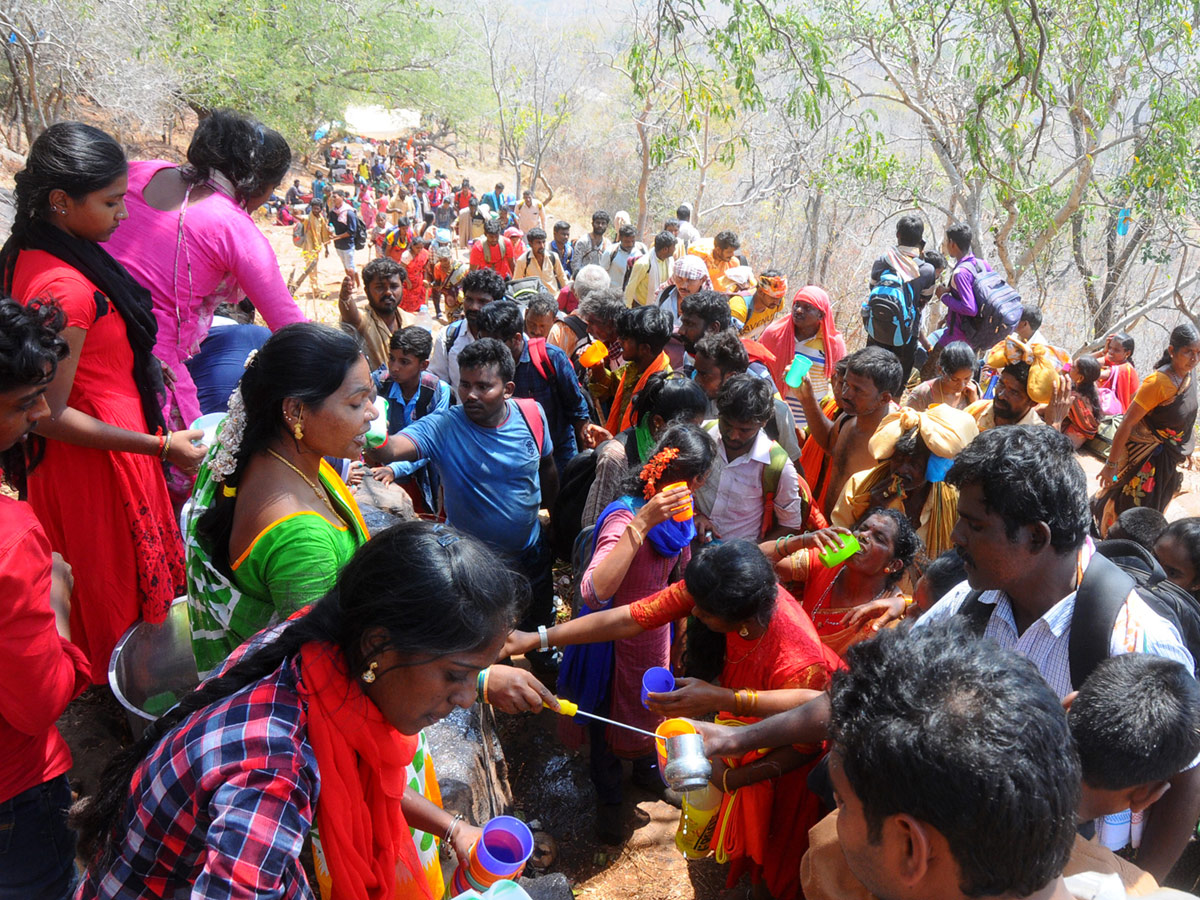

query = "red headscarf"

[
  {"left": 297, "top": 643, "right": 431, "bottom": 900},
  {"left": 760, "top": 285, "right": 846, "bottom": 395}
]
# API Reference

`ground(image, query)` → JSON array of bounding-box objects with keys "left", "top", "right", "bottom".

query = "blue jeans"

[{"left": 0, "top": 775, "right": 79, "bottom": 900}]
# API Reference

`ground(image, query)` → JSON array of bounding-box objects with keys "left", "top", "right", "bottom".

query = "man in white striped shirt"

[{"left": 917, "top": 425, "right": 1197, "bottom": 881}]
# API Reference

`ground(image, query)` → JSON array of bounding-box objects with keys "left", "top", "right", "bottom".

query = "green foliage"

[{"left": 158, "top": 0, "right": 481, "bottom": 145}]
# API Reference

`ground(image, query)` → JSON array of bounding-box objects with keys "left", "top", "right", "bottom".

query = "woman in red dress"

[
  {"left": 509, "top": 541, "right": 842, "bottom": 900},
  {"left": 400, "top": 237, "right": 430, "bottom": 313},
  {"left": 0, "top": 123, "right": 206, "bottom": 680}
]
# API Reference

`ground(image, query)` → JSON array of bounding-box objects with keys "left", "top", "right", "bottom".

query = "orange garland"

[{"left": 640, "top": 446, "right": 680, "bottom": 499}]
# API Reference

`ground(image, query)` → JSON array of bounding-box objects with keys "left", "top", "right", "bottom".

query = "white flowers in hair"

[{"left": 208, "top": 385, "right": 245, "bottom": 484}]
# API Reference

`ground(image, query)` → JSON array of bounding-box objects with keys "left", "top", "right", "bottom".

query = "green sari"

[{"left": 183, "top": 429, "right": 369, "bottom": 674}]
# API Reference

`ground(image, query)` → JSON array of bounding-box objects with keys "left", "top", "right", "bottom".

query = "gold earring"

[
  {"left": 293, "top": 417, "right": 304, "bottom": 441},
  {"left": 361, "top": 661, "right": 378, "bottom": 684},
  {"left": 738, "top": 626, "right": 750, "bottom": 638}
]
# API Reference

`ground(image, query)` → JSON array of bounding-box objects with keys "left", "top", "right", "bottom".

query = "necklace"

[
  {"left": 725, "top": 628, "right": 766, "bottom": 666},
  {"left": 812, "top": 569, "right": 888, "bottom": 615},
  {"left": 266, "top": 449, "right": 340, "bottom": 521}
]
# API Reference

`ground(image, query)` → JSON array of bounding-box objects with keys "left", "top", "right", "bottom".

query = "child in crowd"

[
  {"left": 1069, "top": 653, "right": 1200, "bottom": 848},
  {"left": 370, "top": 327, "right": 451, "bottom": 515},
  {"left": 1153, "top": 517, "right": 1200, "bottom": 599},
  {"left": 908, "top": 548, "right": 968, "bottom": 617},
  {"left": 1106, "top": 506, "right": 1168, "bottom": 552}
]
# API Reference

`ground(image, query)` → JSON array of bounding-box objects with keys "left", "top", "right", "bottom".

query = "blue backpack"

[{"left": 862, "top": 269, "right": 917, "bottom": 347}]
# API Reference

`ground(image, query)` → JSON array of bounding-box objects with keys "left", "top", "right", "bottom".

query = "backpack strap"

[
  {"left": 758, "top": 442, "right": 790, "bottom": 539},
  {"left": 1068, "top": 552, "right": 1135, "bottom": 691},
  {"left": 414, "top": 372, "right": 439, "bottom": 418},
  {"left": 564, "top": 316, "right": 589, "bottom": 340},
  {"left": 527, "top": 337, "right": 553, "bottom": 382},
  {"left": 443, "top": 320, "right": 463, "bottom": 354},
  {"left": 513, "top": 397, "right": 545, "bottom": 457}
]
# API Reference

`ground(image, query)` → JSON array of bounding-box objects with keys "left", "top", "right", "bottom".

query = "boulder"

[
  {"left": 426, "top": 703, "right": 512, "bottom": 825},
  {"left": 516, "top": 872, "right": 573, "bottom": 900}
]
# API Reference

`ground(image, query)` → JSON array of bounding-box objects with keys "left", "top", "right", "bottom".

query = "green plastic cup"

[
  {"left": 785, "top": 355, "right": 813, "bottom": 388},
  {"left": 818, "top": 533, "right": 861, "bottom": 568}
]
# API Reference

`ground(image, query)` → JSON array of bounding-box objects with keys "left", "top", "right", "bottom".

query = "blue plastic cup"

[{"left": 642, "top": 666, "right": 675, "bottom": 709}]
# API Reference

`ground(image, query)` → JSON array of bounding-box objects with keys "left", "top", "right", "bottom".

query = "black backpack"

[
  {"left": 549, "top": 448, "right": 599, "bottom": 564},
  {"left": 352, "top": 212, "right": 368, "bottom": 250},
  {"left": 959, "top": 543, "right": 1200, "bottom": 689},
  {"left": 861, "top": 269, "right": 918, "bottom": 347},
  {"left": 548, "top": 432, "right": 642, "bottom": 563}
]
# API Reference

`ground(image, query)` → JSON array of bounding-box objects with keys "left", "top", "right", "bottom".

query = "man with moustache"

[
  {"left": 428, "top": 267, "right": 506, "bottom": 392},
  {"left": 919, "top": 426, "right": 1199, "bottom": 880},
  {"left": 372, "top": 337, "right": 560, "bottom": 670},
  {"left": 336, "top": 257, "right": 414, "bottom": 371},
  {"left": 694, "top": 373, "right": 822, "bottom": 542}
]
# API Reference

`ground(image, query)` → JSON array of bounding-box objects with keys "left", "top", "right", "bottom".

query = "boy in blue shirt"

[
  {"left": 369, "top": 326, "right": 451, "bottom": 514},
  {"left": 371, "top": 338, "right": 560, "bottom": 670}
]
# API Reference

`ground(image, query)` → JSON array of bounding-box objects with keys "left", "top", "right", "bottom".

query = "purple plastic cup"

[
  {"left": 474, "top": 816, "right": 534, "bottom": 878},
  {"left": 641, "top": 666, "right": 676, "bottom": 709}
]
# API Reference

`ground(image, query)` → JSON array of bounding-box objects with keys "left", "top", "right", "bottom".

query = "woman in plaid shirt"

[{"left": 74, "top": 521, "right": 554, "bottom": 900}]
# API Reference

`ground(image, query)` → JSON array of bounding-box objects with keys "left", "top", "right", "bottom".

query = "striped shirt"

[{"left": 917, "top": 541, "right": 1194, "bottom": 698}]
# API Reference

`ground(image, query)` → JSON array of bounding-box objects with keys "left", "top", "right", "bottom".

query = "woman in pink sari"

[{"left": 106, "top": 111, "right": 306, "bottom": 501}]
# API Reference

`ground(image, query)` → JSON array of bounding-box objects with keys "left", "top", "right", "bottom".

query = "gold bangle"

[
  {"left": 721, "top": 768, "right": 732, "bottom": 793},
  {"left": 160, "top": 430, "right": 173, "bottom": 460},
  {"left": 733, "top": 689, "right": 743, "bottom": 715},
  {"left": 626, "top": 522, "right": 645, "bottom": 549}
]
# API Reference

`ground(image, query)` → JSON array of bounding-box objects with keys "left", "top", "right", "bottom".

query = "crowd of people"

[{"left": 2, "top": 110, "right": 1200, "bottom": 900}]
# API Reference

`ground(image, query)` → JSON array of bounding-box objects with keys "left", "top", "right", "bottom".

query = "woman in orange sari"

[
  {"left": 761, "top": 508, "right": 921, "bottom": 660},
  {"left": 509, "top": 541, "right": 841, "bottom": 900}
]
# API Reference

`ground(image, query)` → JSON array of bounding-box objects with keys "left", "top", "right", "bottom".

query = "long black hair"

[
  {"left": 0, "top": 298, "right": 69, "bottom": 493},
  {"left": 630, "top": 371, "right": 708, "bottom": 430},
  {"left": 0, "top": 122, "right": 127, "bottom": 284},
  {"left": 619, "top": 422, "right": 715, "bottom": 498},
  {"left": 196, "top": 323, "right": 363, "bottom": 574},
  {"left": 182, "top": 110, "right": 291, "bottom": 207},
  {"left": 682, "top": 540, "right": 778, "bottom": 682},
  {"left": 73, "top": 520, "right": 528, "bottom": 869},
  {"left": 1072, "top": 355, "right": 1102, "bottom": 421},
  {"left": 1154, "top": 323, "right": 1200, "bottom": 370}
]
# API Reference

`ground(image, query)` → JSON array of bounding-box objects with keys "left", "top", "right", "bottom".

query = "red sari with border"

[{"left": 630, "top": 584, "right": 841, "bottom": 900}]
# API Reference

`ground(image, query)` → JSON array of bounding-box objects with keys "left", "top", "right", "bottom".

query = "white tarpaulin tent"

[{"left": 342, "top": 106, "right": 421, "bottom": 139}]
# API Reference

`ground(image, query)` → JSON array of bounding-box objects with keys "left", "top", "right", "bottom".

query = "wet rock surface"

[{"left": 426, "top": 704, "right": 512, "bottom": 825}]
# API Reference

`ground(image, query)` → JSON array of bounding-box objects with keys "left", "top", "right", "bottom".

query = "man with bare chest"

[{"left": 823, "top": 347, "right": 903, "bottom": 518}]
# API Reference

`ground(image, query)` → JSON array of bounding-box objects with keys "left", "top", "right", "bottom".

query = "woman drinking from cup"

[
  {"left": 762, "top": 508, "right": 922, "bottom": 658},
  {"left": 561, "top": 424, "right": 712, "bottom": 841}
]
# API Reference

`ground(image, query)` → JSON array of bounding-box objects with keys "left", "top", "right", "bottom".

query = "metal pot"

[{"left": 663, "top": 733, "right": 712, "bottom": 791}]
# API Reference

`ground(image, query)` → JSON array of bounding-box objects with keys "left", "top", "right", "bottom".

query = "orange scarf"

[
  {"left": 605, "top": 351, "right": 671, "bottom": 434},
  {"left": 297, "top": 643, "right": 431, "bottom": 900}
]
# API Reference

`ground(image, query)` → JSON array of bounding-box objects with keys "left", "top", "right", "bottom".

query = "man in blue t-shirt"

[
  {"left": 371, "top": 338, "right": 560, "bottom": 665},
  {"left": 476, "top": 298, "right": 605, "bottom": 474}
]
